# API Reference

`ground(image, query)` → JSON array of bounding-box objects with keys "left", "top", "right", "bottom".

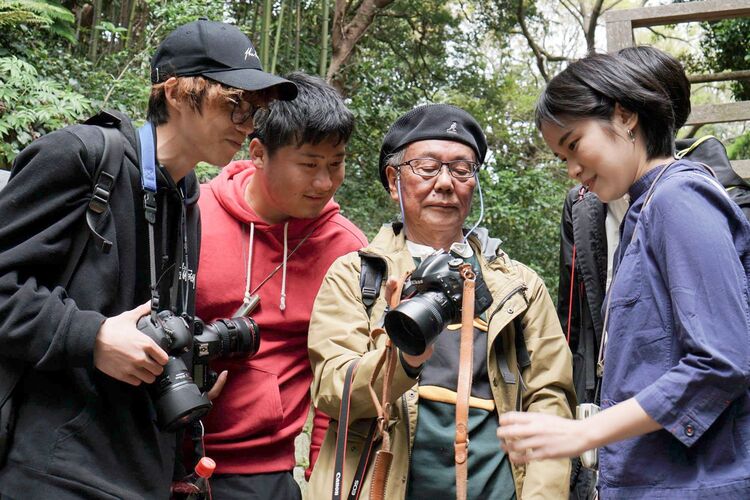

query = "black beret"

[{"left": 378, "top": 104, "right": 488, "bottom": 190}]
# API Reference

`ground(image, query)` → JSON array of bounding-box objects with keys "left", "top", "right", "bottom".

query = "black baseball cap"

[
  {"left": 378, "top": 104, "right": 488, "bottom": 190},
  {"left": 151, "top": 19, "right": 297, "bottom": 100}
]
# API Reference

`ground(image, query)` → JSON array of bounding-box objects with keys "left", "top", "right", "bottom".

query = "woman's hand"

[
  {"left": 498, "top": 399, "right": 662, "bottom": 464},
  {"left": 497, "top": 412, "right": 593, "bottom": 464}
]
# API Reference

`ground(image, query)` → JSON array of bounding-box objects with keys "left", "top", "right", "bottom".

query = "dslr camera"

[
  {"left": 137, "top": 311, "right": 260, "bottom": 431},
  {"left": 384, "top": 252, "right": 493, "bottom": 356}
]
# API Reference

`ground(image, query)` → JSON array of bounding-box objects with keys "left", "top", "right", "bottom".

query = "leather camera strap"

[
  {"left": 332, "top": 360, "right": 380, "bottom": 500},
  {"left": 366, "top": 272, "right": 408, "bottom": 500},
  {"left": 332, "top": 273, "right": 409, "bottom": 500},
  {"left": 455, "top": 264, "right": 476, "bottom": 500}
]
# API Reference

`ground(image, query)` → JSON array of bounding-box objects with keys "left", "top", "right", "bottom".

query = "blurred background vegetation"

[{"left": 1, "top": 0, "right": 749, "bottom": 298}]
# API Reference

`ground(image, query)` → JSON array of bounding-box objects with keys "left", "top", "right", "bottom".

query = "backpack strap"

[
  {"left": 359, "top": 253, "right": 387, "bottom": 315},
  {"left": 69, "top": 116, "right": 126, "bottom": 256}
]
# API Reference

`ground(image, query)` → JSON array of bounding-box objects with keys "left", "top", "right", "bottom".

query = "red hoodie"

[{"left": 196, "top": 160, "right": 367, "bottom": 475}]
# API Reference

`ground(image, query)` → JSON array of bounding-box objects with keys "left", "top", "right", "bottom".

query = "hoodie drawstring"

[
  {"left": 280, "top": 222, "right": 288, "bottom": 311},
  {"left": 237, "top": 221, "right": 322, "bottom": 315},
  {"left": 244, "top": 222, "right": 255, "bottom": 305}
]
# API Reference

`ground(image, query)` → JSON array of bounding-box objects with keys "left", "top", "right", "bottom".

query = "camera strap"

[
  {"left": 454, "top": 264, "right": 476, "bottom": 500},
  {"left": 138, "top": 121, "right": 161, "bottom": 323},
  {"left": 332, "top": 360, "right": 379, "bottom": 500}
]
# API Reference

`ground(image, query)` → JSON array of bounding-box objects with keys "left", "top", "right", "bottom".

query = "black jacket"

[
  {"left": 557, "top": 187, "right": 607, "bottom": 405},
  {"left": 0, "top": 112, "right": 201, "bottom": 499}
]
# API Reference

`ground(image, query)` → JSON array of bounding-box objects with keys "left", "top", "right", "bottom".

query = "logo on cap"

[
  {"left": 446, "top": 122, "right": 458, "bottom": 134},
  {"left": 244, "top": 46, "right": 258, "bottom": 61}
]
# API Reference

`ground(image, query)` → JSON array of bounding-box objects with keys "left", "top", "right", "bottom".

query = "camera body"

[
  {"left": 383, "top": 252, "right": 493, "bottom": 355},
  {"left": 136, "top": 311, "right": 261, "bottom": 431},
  {"left": 137, "top": 311, "right": 211, "bottom": 432}
]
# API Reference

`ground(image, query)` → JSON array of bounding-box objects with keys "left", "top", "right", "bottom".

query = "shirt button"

[
  {"left": 507, "top": 307, "right": 514, "bottom": 314},
  {"left": 684, "top": 424, "right": 695, "bottom": 437}
]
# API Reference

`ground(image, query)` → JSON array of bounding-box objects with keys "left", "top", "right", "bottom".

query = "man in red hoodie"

[{"left": 195, "top": 71, "right": 367, "bottom": 499}]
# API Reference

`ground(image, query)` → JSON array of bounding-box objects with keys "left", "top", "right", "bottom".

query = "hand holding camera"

[
  {"left": 94, "top": 301, "right": 169, "bottom": 386},
  {"left": 135, "top": 310, "right": 261, "bottom": 431}
]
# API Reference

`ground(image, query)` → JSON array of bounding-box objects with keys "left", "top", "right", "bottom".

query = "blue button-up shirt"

[{"left": 599, "top": 160, "right": 750, "bottom": 499}]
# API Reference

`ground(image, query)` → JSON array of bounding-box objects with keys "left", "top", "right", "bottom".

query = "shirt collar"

[{"left": 628, "top": 164, "right": 668, "bottom": 202}]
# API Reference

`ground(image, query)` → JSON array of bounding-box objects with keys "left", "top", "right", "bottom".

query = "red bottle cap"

[{"left": 195, "top": 457, "right": 216, "bottom": 478}]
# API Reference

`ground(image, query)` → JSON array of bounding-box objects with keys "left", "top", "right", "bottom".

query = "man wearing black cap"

[
  {"left": 0, "top": 19, "right": 295, "bottom": 499},
  {"left": 306, "top": 104, "right": 575, "bottom": 499}
]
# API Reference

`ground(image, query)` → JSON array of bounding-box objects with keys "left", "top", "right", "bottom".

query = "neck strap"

[{"left": 138, "top": 122, "right": 160, "bottom": 322}]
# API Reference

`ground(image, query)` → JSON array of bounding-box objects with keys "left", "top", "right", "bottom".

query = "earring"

[{"left": 627, "top": 129, "right": 635, "bottom": 143}]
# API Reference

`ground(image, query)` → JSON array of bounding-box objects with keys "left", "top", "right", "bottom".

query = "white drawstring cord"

[
  {"left": 244, "top": 223, "right": 255, "bottom": 304},
  {"left": 280, "top": 221, "right": 288, "bottom": 311}
]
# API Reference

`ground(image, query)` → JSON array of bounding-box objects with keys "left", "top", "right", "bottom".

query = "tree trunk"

[
  {"left": 326, "top": 0, "right": 395, "bottom": 91},
  {"left": 319, "top": 0, "right": 330, "bottom": 78},
  {"left": 88, "top": 0, "right": 102, "bottom": 62},
  {"left": 118, "top": 0, "right": 131, "bottom": 50},
  {"left": 126, "top": 0, "right": 138, "bottom": 49}
]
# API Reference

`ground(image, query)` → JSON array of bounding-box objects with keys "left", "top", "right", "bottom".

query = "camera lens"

[
  {"left": 202, "top": 317, "right": 260, "bottom": 358},
  {"left": 150, "top": 357, "right": 212, "bottom": 432},
  {"left": 384, "top": 291, "right": 453, "bottom": 356}
]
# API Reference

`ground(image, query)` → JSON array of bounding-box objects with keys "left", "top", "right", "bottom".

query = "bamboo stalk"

[
  {"left": 319, "top": 0, "right": 329, "bottom": 77},
  {"left": 271, "top": 0, "right": 286, "bottom": 74}
]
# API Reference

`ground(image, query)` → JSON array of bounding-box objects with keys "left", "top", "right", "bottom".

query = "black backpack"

[
  {"left": 0, "top": 112, "right": 126, "bottom": 467},
  {"left": 676, "top": 135, "right": 750, "bottom": 220}
]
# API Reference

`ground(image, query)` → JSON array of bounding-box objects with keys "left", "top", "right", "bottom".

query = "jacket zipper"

[{"left": 488, "top": 284, "right": 528, "bottom": 324}]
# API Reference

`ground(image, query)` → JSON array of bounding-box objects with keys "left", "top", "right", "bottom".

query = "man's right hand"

[
  {"left": 94, "top": 302, "right": 169, "bottom": 386},
  {"left": 402, "top": 345, "right": 435, "bottom": 369},
  {"left": 385, "top": 275, "right": 435, "bottom": 368}
]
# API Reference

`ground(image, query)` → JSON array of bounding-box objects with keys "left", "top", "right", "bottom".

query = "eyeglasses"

[
  {"left": 227, "top": 95, "right": 268, "bottom": 125},
  {"left": 396, "top": 158, "right": 479, "bottom": 180}
]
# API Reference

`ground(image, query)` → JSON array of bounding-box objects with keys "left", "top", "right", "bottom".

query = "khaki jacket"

[{"left": 308, "top": 225, "right": 575, "bottom": 499}]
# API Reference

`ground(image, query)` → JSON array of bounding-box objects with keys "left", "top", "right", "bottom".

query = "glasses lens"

[
  {"left": 409, "top": 158, "right": 442, "bottom": 177},
  {"left": 448, "top": 161, "right": 476, "bottom": 178}
]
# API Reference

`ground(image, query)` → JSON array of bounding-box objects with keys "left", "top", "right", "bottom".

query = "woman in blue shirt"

[{"left": 498, "top": 50, "right": 750, "bottom": 499}]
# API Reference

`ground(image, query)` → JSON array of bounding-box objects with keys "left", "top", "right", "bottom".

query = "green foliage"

[
  {"left": 0, "top": 0, "right": 76, "bottom": 43},
  {"left": 0, "top": 55, "right": 93, "bottom": 167},
  {"left": 699, "top": 18, "right": 750, "bottom": 101},
  {"left": 728, "top": 131, "right": 750, "bottom": 161},
  {"left": 195, "top": 162, "right": 222, "bottom": 183}
]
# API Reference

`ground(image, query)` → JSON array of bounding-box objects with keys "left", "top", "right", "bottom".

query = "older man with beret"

[{"left": 306, "top": 104, "right": 575, "bottom": 499}]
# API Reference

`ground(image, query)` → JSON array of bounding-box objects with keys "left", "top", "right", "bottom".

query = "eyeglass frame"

[
  {"left": 227, "top": 94, "right": 269, "bottom": 125},
  {"left": 395, "top": 157, "right": 480, "bottom": 180}
]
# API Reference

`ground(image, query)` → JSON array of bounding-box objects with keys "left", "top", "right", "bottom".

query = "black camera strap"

[
  {"left": 138, "top": 122, "right": 160, "bottom": 324},
  {"left": 137, "top": 121, "right": 193, "bottom": 324}
]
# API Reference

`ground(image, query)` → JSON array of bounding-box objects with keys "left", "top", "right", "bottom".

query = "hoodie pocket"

[{"left": 202, "top": 366, "right": 283, "bottom": 441}]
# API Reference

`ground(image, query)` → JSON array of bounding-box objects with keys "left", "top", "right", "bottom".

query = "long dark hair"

[{"left": 536, "top": 51, "right": 680, "bottom": 159}]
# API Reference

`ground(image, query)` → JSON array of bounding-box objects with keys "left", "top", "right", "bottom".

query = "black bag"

[
  {"left": 676, "top": 136, "right": 750, "bottom": 220},
  {"left": 0, "top": 112, "right": 125, "bottom": 467}
]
